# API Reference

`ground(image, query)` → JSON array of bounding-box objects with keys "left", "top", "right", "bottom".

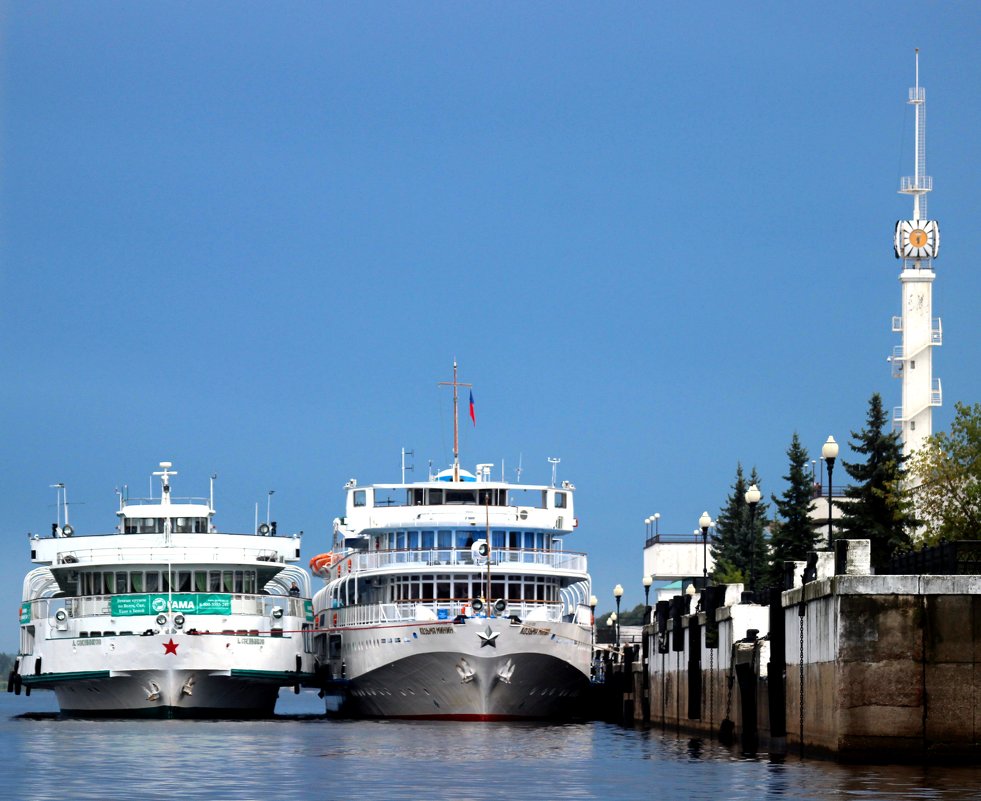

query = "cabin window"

[
  {"left": 437, "top": 530, "right": 452, "bottom": 548},
  {"left": 455, "top": 531, "right": 474, "bottom": 548},
  {"left": 421, "top": 530, "right": 434, "bottom": 549},
  {"left": 115, "top": 572, "right": 128, "bottom": 594},
  {"left": 453, "top": 580, "right": 469, "bottom": 599},
  {"left": 436, "top": 580, "right": 451, "bottom": 600},
  {"left": 554, "top": 492, "right": 567, "bottom": 509},
  {"left": 131, "top": 572, "right": 144, "bottom": 593},
  {"left": 209, "top": 571, "right": 221, "bottom": 592},
  {"left": 408, "top": 531, "right": 420, "bottom": 549},
  {"left": 244, "top": 571, "right": 257, "bottom": 594},
  {"left": 353, "top": 490, "right": 367, "bottom": 507},
  {"left": 146, "top": 572, "right": 159, "bottom": 593},
  {"left": 234, "top": 571, "right": 244, "bottom": 593},
  {"left": 177, "top": 571, "right": 191, "bottom": 592},
  {"left": 396, "top": 531, "right": 407, "bottom": 550},
  {"left": 429, "top": 489, "right": 443, "bottom": 505},
  {"left": 223, "top": 571, "right": 234, "bottom": 593},
  {"left": 194, "top": 571, "right": 208, "bottom": 592},
  {"left": 492, "top": 530, "right": 506, "bottom": 549},
  {"left": 411, "top": 489, "right": 424, "bottom": 505},
  {"left": 508, "top": 531, "right": 520, "bottom": 549}
]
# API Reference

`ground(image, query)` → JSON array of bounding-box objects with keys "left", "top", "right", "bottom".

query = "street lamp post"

[
  {"left": 643, "top": 574, "right": 653, "bottom": 620},
  {"left": 822, "top": 436, "right": 839, "bottom": 549},
  {"left": 744, "top": 484, "right": 761, "bottom": 599},
  {"left": 654, "top": 513, "right": 660, "bottom": 538},
  {"left": 699, "top": 512, "right": 712, "bottom": 585},
  {"left": 613, "top": 584, "right": 624, "bottom": 647}
]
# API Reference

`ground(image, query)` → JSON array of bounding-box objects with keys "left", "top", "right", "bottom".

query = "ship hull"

[
  {"left": 321, "top": 618, "right": 592, "bottom": 720},
  {"left": 18, "top": 631, "right": 313, "bottom": 718}
]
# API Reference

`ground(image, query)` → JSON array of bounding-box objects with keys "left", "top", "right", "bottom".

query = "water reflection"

[{"left": 4, "top": 693, "right": 981, "bottom": 801}]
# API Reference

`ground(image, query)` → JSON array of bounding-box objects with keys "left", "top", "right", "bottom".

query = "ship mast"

[{"left": 438, "top": 361, "right": 471, "bottom": 481}]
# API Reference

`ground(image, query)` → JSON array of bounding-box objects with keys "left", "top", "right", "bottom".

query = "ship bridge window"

[
  {"left": 445, "top": 490, "right": 476, "bottom": 505},
  {"left": 353, "top": 490, "right": 367, "bottom": 508},
  {"left": 171, "top": 517, "right": 208, "bottom": 533},
  {"left": 125, "top": 517, "right": 166, "bottom": 534},
  {"left": 478, "top": 489, "right": 508, "bottom": 506},
  {"left": 428, "top": 489, "right": 443, "bottom": 505},
  {"left": 411, "top": 489, "right": 425, "bottom": 505},
  {"left": 554, "top": 492, "right": 567, "bottom": 509}
]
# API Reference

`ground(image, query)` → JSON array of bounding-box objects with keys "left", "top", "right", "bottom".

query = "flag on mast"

[{"left": 469, "top": 390, "right": 476, "bottom": 426}]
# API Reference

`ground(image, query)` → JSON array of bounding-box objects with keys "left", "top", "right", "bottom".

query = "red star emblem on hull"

[{"left": 163, "top": 638, "right": 179, "bottom": 655}]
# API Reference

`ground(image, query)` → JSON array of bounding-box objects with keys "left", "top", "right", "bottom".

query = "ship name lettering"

[
  {"left": 519, "top": 626, "right": 550, "bottom": 636},
  {"left": 236, "top": 637, "right": 263, "bottom": 645},
  {"left": 419, "top": 626, "right": 454, "bottom": 635},
  {"left": 73, "top": 638, "right": 102, "bottom": 646}
]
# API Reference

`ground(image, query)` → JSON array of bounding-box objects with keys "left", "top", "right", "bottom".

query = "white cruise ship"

[
  {"left": 11, "top": 462, "right": 316, "bottom": 717},
  {"left": 310, "top": 368, "right": 593, "bottom": 719}
]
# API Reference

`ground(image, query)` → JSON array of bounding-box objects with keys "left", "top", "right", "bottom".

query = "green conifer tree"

[
  {"left": 768, "top": 432, "right": 819, "bottom": 586},
  {"left": 839, "top": 393, "right": 916, "bottom": 569},
  {"left": 710, "top": 465, "right": 769, "bottom": 589}
]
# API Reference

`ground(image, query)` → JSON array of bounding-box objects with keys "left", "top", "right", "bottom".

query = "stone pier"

[{"left": 645, "top": 540, "right": 981, "bottom": 762}]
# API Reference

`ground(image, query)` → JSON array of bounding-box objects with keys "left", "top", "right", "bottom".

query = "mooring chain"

[
  {"left": 799, "top": 613, "right": 805, "bottom": 756},
  {"left": 708, "top": 646, "right": 714, "bottom": 729}
]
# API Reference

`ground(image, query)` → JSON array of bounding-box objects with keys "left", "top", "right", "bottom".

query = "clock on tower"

[{"left": 894, "top": 219, "right": 940, "bottom": 260}]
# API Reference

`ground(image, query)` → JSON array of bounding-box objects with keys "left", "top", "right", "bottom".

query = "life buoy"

[
  {"left": 309, "top": 553, "right": 336, "bottom": 573},
  {"left": 347, "top": 559, "right": 352, "bottom": 574},
  {"left": 332, "top": 613, "right": 338, "bottom": 627}
]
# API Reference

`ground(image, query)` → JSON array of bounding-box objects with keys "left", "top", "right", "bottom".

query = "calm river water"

[{"left": 2, "top": 691, "right": 980, "bottom": 801}]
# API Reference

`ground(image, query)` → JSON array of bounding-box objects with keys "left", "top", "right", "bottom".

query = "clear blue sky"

[{"left": 2, "top": 4, "right": 980, "bottom": 647}]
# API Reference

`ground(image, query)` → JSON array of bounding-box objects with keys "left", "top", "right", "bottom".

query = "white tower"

[{"left": 891, "top": 50, "right": 942, "bottom": 458}]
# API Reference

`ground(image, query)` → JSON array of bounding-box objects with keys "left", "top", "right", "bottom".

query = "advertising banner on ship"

[{"left": 110, "top": 593, "right": 233, "bottom": 616}]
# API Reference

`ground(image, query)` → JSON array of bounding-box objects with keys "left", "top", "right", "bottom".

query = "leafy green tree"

[
  {"left": 710, "top": 464, "right": 769, "bottom": 590},
  {"left": 907, "top": 401, "right": 981, "bottom": 544},
  {"left": 839, "top": 393, "right": 916, "bottom": 570},
  {"left": 768, "top": 432, "right": 820, "bottom": 585}
]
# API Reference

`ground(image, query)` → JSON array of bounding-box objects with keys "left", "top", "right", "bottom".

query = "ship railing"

[
  {"left": 121, "top": 495, "right": 211, "bottom": 507},
  {"left": 328, "top": 599, "right": 569, "bottom": 627},
  {"left": 333, "top": 547, "right": 587, "bottom": 575},
  {"left": 20, "top": 593, "right": 310, "bottom": 624},
  {"left": 52, "top": 545, "right": 288, "bottom": 565}
]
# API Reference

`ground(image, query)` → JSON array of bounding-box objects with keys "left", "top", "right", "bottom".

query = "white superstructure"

[
  {"left": 891, "top": 50, "right": 942, "bottom": 457},
  {"left": 11, "top": 462, "right": 315, "bottom": 717},
  {"left": 310, "top": 367, "right": 594, "bottom": 719}
]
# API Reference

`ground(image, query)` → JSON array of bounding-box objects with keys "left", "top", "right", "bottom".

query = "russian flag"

[{"left": 469, "top": 390, "right": 476, "bottom": 426}]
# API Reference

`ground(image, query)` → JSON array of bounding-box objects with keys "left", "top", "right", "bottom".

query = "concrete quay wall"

[{"left": 646, "top": 546, "right": 981, "bottom": 762}]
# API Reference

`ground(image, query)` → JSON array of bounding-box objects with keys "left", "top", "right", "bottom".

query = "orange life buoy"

[
  {"left": 347, "top": 559, "right": 352, "bottom": 574},
  {"left": 332, "top": 613, "right": 338, "bottom": 627},
  {"left": 309, "top": 553, "right": 336, "bottom": 572}
]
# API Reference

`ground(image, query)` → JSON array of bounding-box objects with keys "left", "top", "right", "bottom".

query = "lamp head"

[
  {"left": 699, "top": 511, "right": 712, "bottom": 531},
  {"left": 643, "top": 575, "right": 653, "bottom": 588},
  {"left": 822, "top": 436, "right": 839, "bottom": 462},
  {"left": 613, "top": 584, "right": 624, "bottom": 599},
  {"left": 745, "top": 484, "right": 761, "bottom": 505}
]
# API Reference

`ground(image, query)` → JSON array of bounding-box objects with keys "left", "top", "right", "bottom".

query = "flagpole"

[{"left": 438, "top": 361, "right": 471, "bottom": 482}]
